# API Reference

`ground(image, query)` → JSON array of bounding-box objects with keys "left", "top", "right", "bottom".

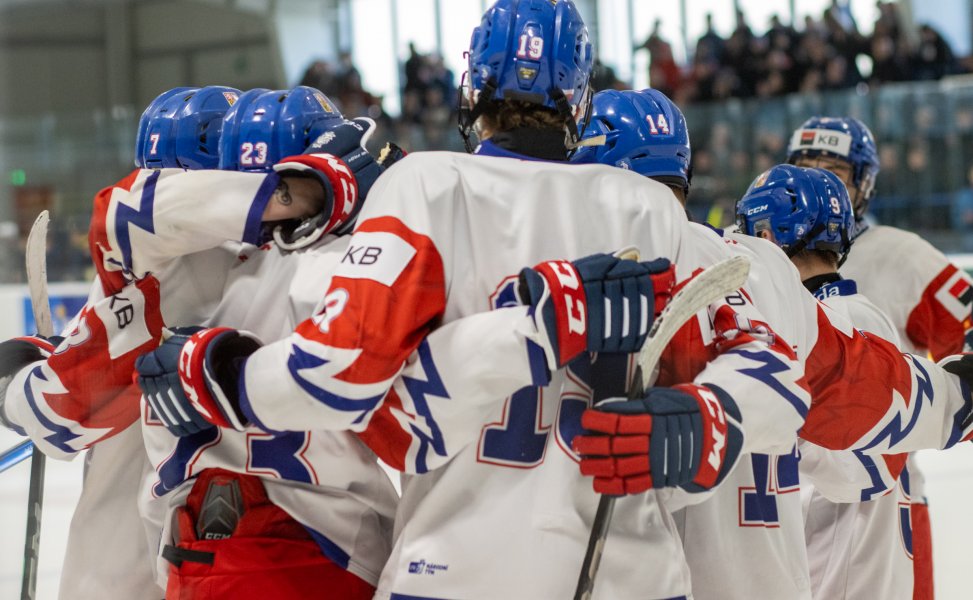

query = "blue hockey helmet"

[
  {"left": 219, "top": 86, "right": 344, "bottom": 172},
  {"left": 735, "top": 164, "right": 855, "bottom": 262},
  {"left": 785, "top": 116, "right": 879, "bottom": 218},
  {"left": 460, "top": 0, "right": 594, "bottom": 149},
  {"left": 572, "top": 88, "right": 691, "bottom": 190},
  {"left": 135, "top": 86, "right": 241, "bottom": 169}
]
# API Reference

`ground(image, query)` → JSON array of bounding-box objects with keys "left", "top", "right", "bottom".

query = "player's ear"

[{"left": 757, "top": 230, "right": 776, "bottom": 243}]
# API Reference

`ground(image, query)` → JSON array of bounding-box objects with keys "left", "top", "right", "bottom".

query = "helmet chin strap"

[{"left": 458, "top": 77, "right": 499, "bottom": 153}]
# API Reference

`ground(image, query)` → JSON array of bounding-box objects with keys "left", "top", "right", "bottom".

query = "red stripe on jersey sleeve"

[
  {"left": 293, "top": 216, "right": 447, "bottom": 386},
  {"left": 801, "top": 305, "right": 913, "bottom": 450},
  {"left": 356, "top": 389, "right": 411, "bottom": 472},
  {"left": 43, "top": 276, "right": 165, "bottom": 438},
  {"left": 89, "top": 169, "right": 141, "bottom": 296},
  {"left": 906, "top": 263, "right": 970, "bottom": 360}
]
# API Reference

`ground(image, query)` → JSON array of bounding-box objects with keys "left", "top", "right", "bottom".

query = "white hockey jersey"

[
  {"left": 92, "top": 168, "right": 399, "bottom": 587},
  {"left": 800, "top": 278, "right": 913, "bottom": 600},
  {"left": 3, "top": 167, "right": 400, "bottom": 594},
  {"left": 239, "top": 144, "right": 816, "bottom": 600},
  {"left": 673, "top": 228, "right": 964, "bottom": 600},
  {"left": 841, "top": 224, "right": 973, "bottom": 362}
]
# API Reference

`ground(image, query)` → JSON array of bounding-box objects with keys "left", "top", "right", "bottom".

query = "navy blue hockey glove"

[
  {"left": 517, "top": 252, "right": 675, "bottom": 368},
  {"left": 136, "top": 327, "right": 261, "bottom": 437},
  {"left": 574, "top": 384, "right": 743, "bottom": 495},
  {"left": 270, "top": 118, "right": 385, "bottom": 249}
]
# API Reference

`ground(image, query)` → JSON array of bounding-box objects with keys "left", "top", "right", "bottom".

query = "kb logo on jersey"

[{"left": 342, "top": 245, "right": 383, "bottom": 266}]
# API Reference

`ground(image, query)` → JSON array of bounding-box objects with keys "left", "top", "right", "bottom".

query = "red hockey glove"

[
  {"left": 574, "top": 383, "right": 743, "bottom": 495},
  {"left": 137, "top": 327, "right": 261, "bottom": 436},
  {"left": 518, "top": 253, "right": 675, "bottom": 368},
  {"left": 271, "top": 118, "right": 385, "bottom": 249}
]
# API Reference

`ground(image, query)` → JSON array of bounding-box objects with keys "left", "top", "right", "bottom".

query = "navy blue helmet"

[
  {"left": 786, "top": 116, "right": 879, "bottom": 219},
  {"left": 459, "top": 0, "right": 593, "bottom": 150},
  {"left": 135, "top": 86, "right": 241, "bottom": 169},
  {"left": 218, "top": 86, "right": 344, "bottom": 172},
  {"left": 573, "top": 88, "right": 691, "bottom": 191},
  {"left": 736, "top": 164, "right": 855, "bottom": 262}
]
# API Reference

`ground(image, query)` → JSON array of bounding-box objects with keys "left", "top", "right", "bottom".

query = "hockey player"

[
  {"left": 0, "top": 85, "right": 242, "bottom": 599},
  {"left": 571, "top": 88, "right": 973, "bottom": 599},
  {"left": 134, "top": 2, "right": 820, "bottom": 598},
  {"left": 736, "top": 163, "right": 914, "bottom": 600},
  {"left": 787, "top": 116, "right": 963, "bottom": 599},
  {"left": 113, "top": 87, "right": 397, "bottom": 598},
  {"left": 0, "top": 85, "right": 384, "bottom": 598}
]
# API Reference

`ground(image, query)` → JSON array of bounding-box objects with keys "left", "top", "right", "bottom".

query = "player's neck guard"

[{"left": 488, "top": 128, "right": 570, "bottom": 161}]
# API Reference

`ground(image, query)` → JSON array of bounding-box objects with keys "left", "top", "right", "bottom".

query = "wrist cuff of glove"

[
  {"left": 181, "top": 328, "right": 261, "bottom": 431},
  {"left": 676, "top": 383, "right": 743, "bottom": 493},
  {"left": 273, "top": 154, "right": 358, "bottom": 246},
  {"left": 519, "top": 260, "right": 588, "bottom": 368}
]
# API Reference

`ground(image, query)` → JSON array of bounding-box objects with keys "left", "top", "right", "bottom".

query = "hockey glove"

[
  {"left": 136, "top": 327, "right": 262, "bottom": 437},
  {"left": 271, "top": 118, "right": 384, "bottom": 249},
  {"left": 574, "top": 383, "right": 743, "bottom": 495},
  {"left": 518, "top": 253, "right": 675, "bottom": 368},
  {"left": 940, "top": 353, "right": 973, "bottom": 433},
  {"left": 0, "top": 335, "right": 61, "bottom": 431}
]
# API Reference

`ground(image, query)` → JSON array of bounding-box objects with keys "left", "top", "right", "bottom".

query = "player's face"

[
  {"left": 792, "top": 155, "right": 855, "bottom": 191},
  {"left": 792, "top": 154, "right": 865, "bottom": 214}
]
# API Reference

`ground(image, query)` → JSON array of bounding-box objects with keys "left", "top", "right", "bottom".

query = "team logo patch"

[
  {"left": 314, "top": 92, "right": 334, "bottom": 113},
  {"left": 223, "top": 92, "right": 238, "bottom": 107},
  {"left": 407, "top": 559, "right": 449, "bottom": 575},
  {"left": 789, "top": 128, "right": 853, "bottom": 156},
  {"left": 518, "top": 66, "right": 538, "bottom": 80},
  {"left": 753, "top": 170, "right": 771, "bottom": 188},
  {"left": 949, "top": 279, "right": 973, "bottom": 305}
]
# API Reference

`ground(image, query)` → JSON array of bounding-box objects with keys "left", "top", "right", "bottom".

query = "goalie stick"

[
  {"left": 21, "top": 210, "right": 51, "bottom": 600},
  {"left": 573, "top": 255, "right": 751, "bottom": 600}
]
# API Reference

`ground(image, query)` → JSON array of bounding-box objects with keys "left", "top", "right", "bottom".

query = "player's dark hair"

[
  {"left": 794, "top": 248, "right": 839, "bottom": 269},
  {"left": 477, "top": 100, "right": 570, "bottom": 133}
]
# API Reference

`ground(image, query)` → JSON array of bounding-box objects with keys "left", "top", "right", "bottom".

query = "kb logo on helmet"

[{"left": 815, "top": 134, "right": 841, "bottom": 147}]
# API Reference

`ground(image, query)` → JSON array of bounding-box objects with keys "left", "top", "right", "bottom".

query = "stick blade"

[
  {"left": 25, "top": 210, "right": 52, "bottom": 338},
  {"left": 637, "top": 255, "right": 751, "bottom": 397}
]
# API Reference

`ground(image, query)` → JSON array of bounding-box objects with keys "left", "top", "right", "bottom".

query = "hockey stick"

[
  {"left": 0, "top": 440, "right": 34, "bottom": 475},
  {"left": 573, "top": 255, "right": 751, "bottom": 600},
  {"left": 21, "top": 210, "right": 51, "bottom": 600}
]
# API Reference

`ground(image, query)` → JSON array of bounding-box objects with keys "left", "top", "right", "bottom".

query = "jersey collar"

[{"left": 805, "top": 273, "right": 858, "bottom": 300}]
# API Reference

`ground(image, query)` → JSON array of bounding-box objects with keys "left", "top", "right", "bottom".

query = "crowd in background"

[
  {"left": 635, "top": 1, "right": 965, "bottom": 105},
  {"left": 4, "top": 3, "right": 972, "bottom": 284}
]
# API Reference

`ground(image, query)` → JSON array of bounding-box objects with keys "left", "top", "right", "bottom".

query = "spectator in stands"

[
  {"left": 914, "top": 24, "right": 957, "bottom": 81},
  {"left": 696, "top": 13, "right": 725, "bottom": 66},
  {"left": 591, "top": 59, "right": 626, "bottom": 92},
  {"left": 636, "top": 19, "right": 681, "bottom": 98},
  {"left": 299, "top": 60, "right": 336, "bottom": 94}
]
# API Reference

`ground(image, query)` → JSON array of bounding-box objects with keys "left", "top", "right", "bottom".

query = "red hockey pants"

[{"left": 163, "top": 468, "right": 375, "bottom": 600}]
